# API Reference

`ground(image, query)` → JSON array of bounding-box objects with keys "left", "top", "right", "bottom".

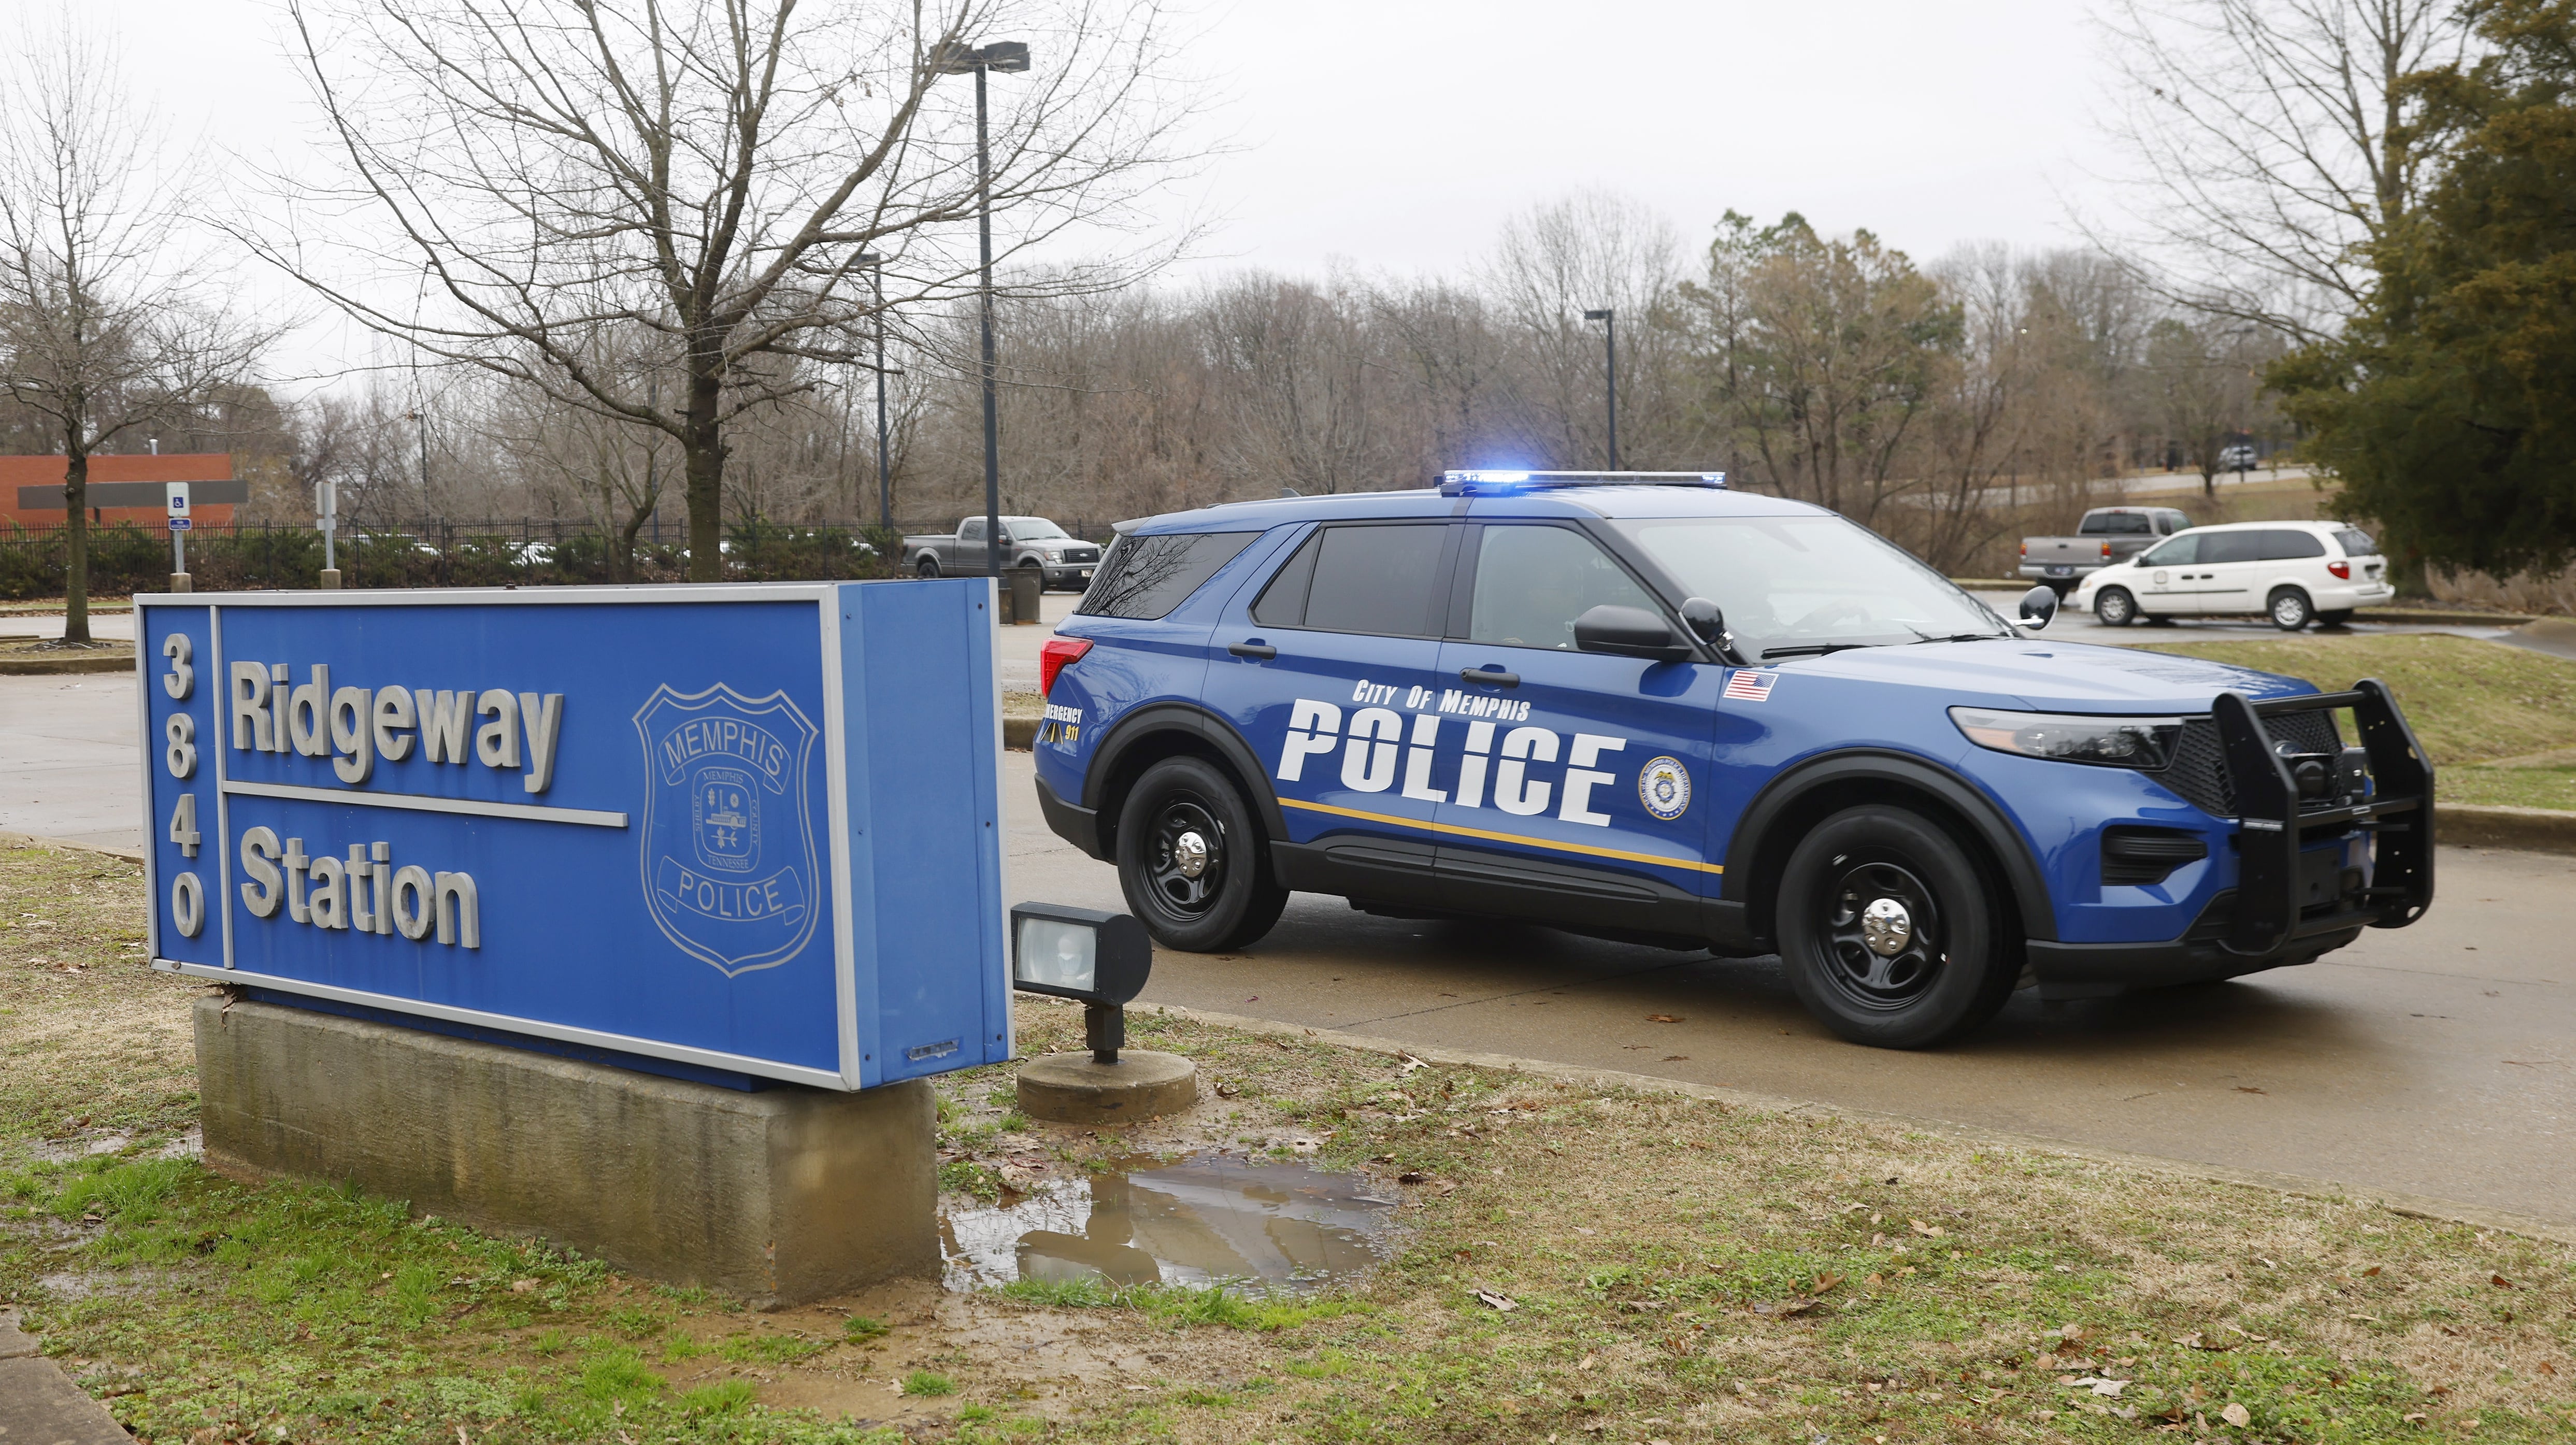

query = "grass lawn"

[
  {"left": 2143, "top": 633, "right": 2576, "bottom": 811},
  {"left": 8, "top": 841, "right": 2576, "bottom": 1443}
]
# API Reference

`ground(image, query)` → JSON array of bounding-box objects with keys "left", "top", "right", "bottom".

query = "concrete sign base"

[{"left": 195, "top": 997, "right": 936, "bottom": 1307}]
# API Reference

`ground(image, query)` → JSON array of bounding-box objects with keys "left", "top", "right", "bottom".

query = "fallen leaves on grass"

[
  {"left": 1645, "top": 1014, "right": 1682, "bottom": 1023},
  {"left": 2221, "top": 1402, "right": 2252, "bottom": 1427},
  {"left": 1475, "top": 1288, "right": 1517, "bottom": 1312}
]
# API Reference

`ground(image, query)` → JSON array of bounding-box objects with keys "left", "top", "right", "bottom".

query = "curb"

[
  {"left": 1129, "top": 1002, "right": 2576, "bottom": 1248},
  {"left": 0, "top": 653, "right": 132, "bottom": 676},
  {"left": 0, "top": 831, "right": 146, "bottom": 864},
  {"left": 2444, "top": 804, "right": 2576, "bottom": 855},
  {"left": 1003, "top": 716, "right": 1038, "bottom": 750}
]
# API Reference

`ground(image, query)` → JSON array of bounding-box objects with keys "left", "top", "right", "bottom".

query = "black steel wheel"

[
  {"left": 1778, "top": 806, "right": 2019, "bottom": 1048},
  {"left": 2094, "top": 586, "right": 2138, "bottom": 627},
  {"left": 1115, "top": 756, "right": 1288, "bottom": 951}
]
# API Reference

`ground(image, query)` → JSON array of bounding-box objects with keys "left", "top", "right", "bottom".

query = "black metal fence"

[
  {"left": 0, "top": 514, "right": 1123, "bottom": 598},
  {"left": 0, "top": 518, "right": 935, "bottom": 598}
]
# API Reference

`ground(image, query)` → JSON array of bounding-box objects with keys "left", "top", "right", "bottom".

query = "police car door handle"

[
  {"left": 1227, "top": 642, "right": 1278, "bottom": 660},
  {"left": 1459, "top": 667, "right": 1520, "bottom": 688}
]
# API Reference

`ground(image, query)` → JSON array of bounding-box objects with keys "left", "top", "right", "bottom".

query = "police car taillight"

[{"left": 1040, "top": 637, "right": 1092, "bottom": 695}]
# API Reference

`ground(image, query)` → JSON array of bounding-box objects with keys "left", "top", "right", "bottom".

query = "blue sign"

[{"left": 136, "top": 583, "right": 1012, "bottom": 1090}]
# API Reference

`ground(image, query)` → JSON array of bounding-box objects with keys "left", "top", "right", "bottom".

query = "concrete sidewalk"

[{"left": 0, "top": 1309, "right": 131, "bottom": 1442}]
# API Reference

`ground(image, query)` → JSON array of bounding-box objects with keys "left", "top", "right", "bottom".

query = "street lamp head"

[
  {"left": 853, "top": 252, "right": 885, "bottom": 267},
  {"left": 1583, "top": 308, "right": 1613, "bottom": 322},
  {"left": 931, "top": 38, "right": 1032, "bottom": 74}
]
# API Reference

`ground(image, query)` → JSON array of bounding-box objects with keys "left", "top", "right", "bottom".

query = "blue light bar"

[{"left": 1437, "top": 470, "right": 1728, "bottom": 497}]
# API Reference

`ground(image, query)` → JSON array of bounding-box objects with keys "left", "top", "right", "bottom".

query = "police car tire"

[
  {"left": 1114, "top": 756, "right": 1289, "bottom": 952},
  {"left": 2094, "top": 588, "right": 2138, "bottom": 627},
  {"left": 1777, "top": 806, "right": 2019, "bottom": 1050}
]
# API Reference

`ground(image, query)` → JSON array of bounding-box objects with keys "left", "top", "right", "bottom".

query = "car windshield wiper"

[
  {"left": 1759, "top": 642, "right": 1880, "bottom": 659},
  {"left": 1904, "top": 630, "right": 2012, "bottom": 645}
]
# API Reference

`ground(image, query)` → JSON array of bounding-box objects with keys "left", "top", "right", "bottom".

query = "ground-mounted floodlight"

[
  {"left": 1008, "top": 902, "right": 1198, "bottom": 1123},
  {"left": 1010, "top": 903, "right": 1152, "bottom": 1062}
]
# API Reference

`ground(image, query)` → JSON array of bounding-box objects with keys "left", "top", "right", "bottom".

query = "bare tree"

[
  {"left": 2091, "top": 0, "right": 2465, "bottom": 339},
  {"left": 0, "top": 22, "right": 278, "bottom": 641},
  {"left": 253, "top": 0, "right": 1201, "bottom": 579}
]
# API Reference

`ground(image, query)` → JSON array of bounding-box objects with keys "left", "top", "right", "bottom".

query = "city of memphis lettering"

[
  {"left": 1273, "top": 695, "right": 1633, "bottom": 827},
  {"left": 634, "top": 684, "right": 822, "bottom": 978},
  {"left": 227, "top": 662, "right": 565, "bottom": 793}
]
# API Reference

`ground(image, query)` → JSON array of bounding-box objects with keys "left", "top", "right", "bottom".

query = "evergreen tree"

[{"left": 2274, "top": 0, "right": 2576, "bottom": 579}]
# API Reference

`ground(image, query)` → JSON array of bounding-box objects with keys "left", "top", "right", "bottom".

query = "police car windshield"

[{"left": 1613, "top": 516, "right": 2009, "bottom": 658}]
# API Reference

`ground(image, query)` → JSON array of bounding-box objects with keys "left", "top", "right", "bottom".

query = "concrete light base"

[
  {"left": 1016, "top": 1050, "right": 1197, "bottom": 1124},
  {"left": 169, "top": 571, "right": 192, "bottom": 593},
  {"left": 318, "top": 568, "right": 342, "bottom": 590},
  {"left": 195, "top": 997, "right": 936, "bottom": 1308}
]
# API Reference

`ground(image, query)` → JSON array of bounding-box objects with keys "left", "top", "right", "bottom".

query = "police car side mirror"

[
  {"left": 2016, "top": 585, "right": 2059, "bottom": 629},
  {"left": 1574, "top": 604, "right": 1691, "bottom": 662}
]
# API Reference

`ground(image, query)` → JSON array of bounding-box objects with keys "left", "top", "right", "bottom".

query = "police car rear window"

[{"left": 1076, "top": 531, "right": 1260, "bottom": 620}]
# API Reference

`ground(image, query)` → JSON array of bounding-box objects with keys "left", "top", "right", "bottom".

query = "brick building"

[{"left": 1, "top": 454, "right": 244, "bottom": 530}]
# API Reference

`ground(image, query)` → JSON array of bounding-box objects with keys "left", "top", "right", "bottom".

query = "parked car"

[
  {"left": 904, "top": 515, "right": 1103, "bottom": 589},
  {"left": 2019, "top": 507, "right": 2191, "bottom": 594},
  {"left": 2217, "top": 444, "right": 2259, "bottom": 471},
  {"left": 2071, "top": 521, "right": 2392, "bottom": 630},
  {"left": 1028, "top": 470, "right": 2433, "bottom": 1049}
]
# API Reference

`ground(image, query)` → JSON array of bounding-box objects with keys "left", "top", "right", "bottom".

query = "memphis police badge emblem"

[
  {"left": 634, "top": 683, "right": 822, "bottom": 977},
  {"left": 1638, "top": 755, "right": 1692, "bottom": 821}
]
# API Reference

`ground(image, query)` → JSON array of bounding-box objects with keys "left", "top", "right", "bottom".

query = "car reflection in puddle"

[{"left": 942, "top": 1154, "right": 1397, "bottom": 1292}]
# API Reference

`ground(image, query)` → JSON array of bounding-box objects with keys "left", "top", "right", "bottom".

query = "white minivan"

[{"left": 2071, "top": 520, "right": 2394, "bottom": 630}]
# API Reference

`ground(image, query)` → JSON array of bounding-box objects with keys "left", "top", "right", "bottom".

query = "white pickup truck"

[
  {"left": 2019, "top": 506, "right": 2191, "bottom": 594},
  {"left": 903, "top": 516, "right": 1104, "bottom": 590}
]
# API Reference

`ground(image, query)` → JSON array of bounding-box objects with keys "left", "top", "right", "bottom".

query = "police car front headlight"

[{"left": 1950, "top": 707, "right": 2182, "bottom": 770}]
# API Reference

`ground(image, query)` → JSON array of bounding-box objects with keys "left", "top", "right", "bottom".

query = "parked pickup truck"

[
  {"left": 2020, "top": 506, "right": 2190, "bottom": 593},
  {"left": 904, "top": 515, "right": 1104, "bottom": 590}
]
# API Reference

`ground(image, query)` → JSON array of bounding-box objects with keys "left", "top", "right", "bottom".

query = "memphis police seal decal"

[
  {"left": 1638, "top": 755, "right": 1691, "bottom": 821},
  {"left": 634, "top": 683, "right": 821, "bottom": 977}
]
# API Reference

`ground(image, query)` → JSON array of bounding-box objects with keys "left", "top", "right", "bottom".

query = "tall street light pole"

[
  {"left": 1582, "top": 308, "right": 1617, "bottom": 469},
  {"left": 934, "top": 38, "right": 1031, "bottom": 579},
  {"left": 844, "top": 253, "right": 890, "bottom": 530}
]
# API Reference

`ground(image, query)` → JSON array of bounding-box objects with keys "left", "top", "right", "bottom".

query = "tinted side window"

[
  {"left": 959, "top": 517, "right": 983, "bottom": 542},
  {"left": 2334, "top": 528, "right": 2379, "bottom": 557},
  {"left": 1077, "top": 531, "right": 1260, "bottom": 620},
  {"left": 2200, "top": 531, "right": 2264, "bottom": 564},
  {"left": 1467, "top": 526, "right": 1662, "bottom": 650},
  {"left": 2099, "top": 512, "right": 2153, "bottom": 535},
  {"left": 2141, "top": 534, "right": 2199, "bottom": 566},
  {"left": 1298, "top": 524, "right": 1451, "bottom": 637},
  {"left": 1252, "top": 532, "right": 1319, "bottom": 626},
  {"left": 2078, "top": 514, "right": 2110, "bottom": 535},
  {"left": 2258, "top": 530, "right": 2326, "bottom": 561}
]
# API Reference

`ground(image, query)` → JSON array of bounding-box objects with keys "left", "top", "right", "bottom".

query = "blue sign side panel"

[
  {"left": 209, "top": 599, "right": 840, "bottom": 1077},
  {"left": 845, "top": 580, "right": 1010, "bottom": 1082},
  {"left": 139, "top": 603, "right": 222, "bottom": 969}
]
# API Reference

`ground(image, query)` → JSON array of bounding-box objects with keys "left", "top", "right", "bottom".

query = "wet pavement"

[{"left": 943, "top": 1155, "right": 1395, "bottom": 1293}]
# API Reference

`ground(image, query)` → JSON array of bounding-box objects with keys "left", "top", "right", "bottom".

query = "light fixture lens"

[{"left": 1015, "top": 917, "right": 1097, "bottom": 993}]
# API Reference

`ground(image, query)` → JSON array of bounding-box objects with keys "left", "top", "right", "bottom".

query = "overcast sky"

[{"left": 16, "top": 0, "right": 2125, "bottom": 381}]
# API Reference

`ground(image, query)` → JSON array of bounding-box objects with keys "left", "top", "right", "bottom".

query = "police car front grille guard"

[{"left": 2211, "top": 680, "right": 2433, "bottom": 957}]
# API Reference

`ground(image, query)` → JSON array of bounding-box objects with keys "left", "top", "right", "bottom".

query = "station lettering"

[{"left": 236, "top": 827, "right": 481, "bottom": 948}]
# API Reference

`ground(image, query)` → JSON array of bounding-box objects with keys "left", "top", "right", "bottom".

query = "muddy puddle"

[{"left": 941, "top": 1154, "right": 1397, "bottom": 1293}]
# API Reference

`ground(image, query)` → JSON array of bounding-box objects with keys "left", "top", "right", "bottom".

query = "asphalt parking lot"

[{"left": 7, "top": 605, "right": 2572, "bottom": 1232}]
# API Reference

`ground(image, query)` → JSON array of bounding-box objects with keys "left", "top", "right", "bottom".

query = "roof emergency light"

[{"left": 1438, "top": 469, "right": 1726, "bottom": 497}]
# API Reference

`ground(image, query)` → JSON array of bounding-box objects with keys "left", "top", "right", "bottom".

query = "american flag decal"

[{"left": 1723, "top": 669, "right": 1777, "bottom": 702}]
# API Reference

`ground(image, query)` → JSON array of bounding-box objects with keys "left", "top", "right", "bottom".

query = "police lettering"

[{"left": 1272, "top": 694, "right": 1646, "bottom": 828}]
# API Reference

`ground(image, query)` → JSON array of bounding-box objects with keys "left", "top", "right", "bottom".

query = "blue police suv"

[{"left": 1030, "top": 472, "right": 2434, "bottom": 1048}]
